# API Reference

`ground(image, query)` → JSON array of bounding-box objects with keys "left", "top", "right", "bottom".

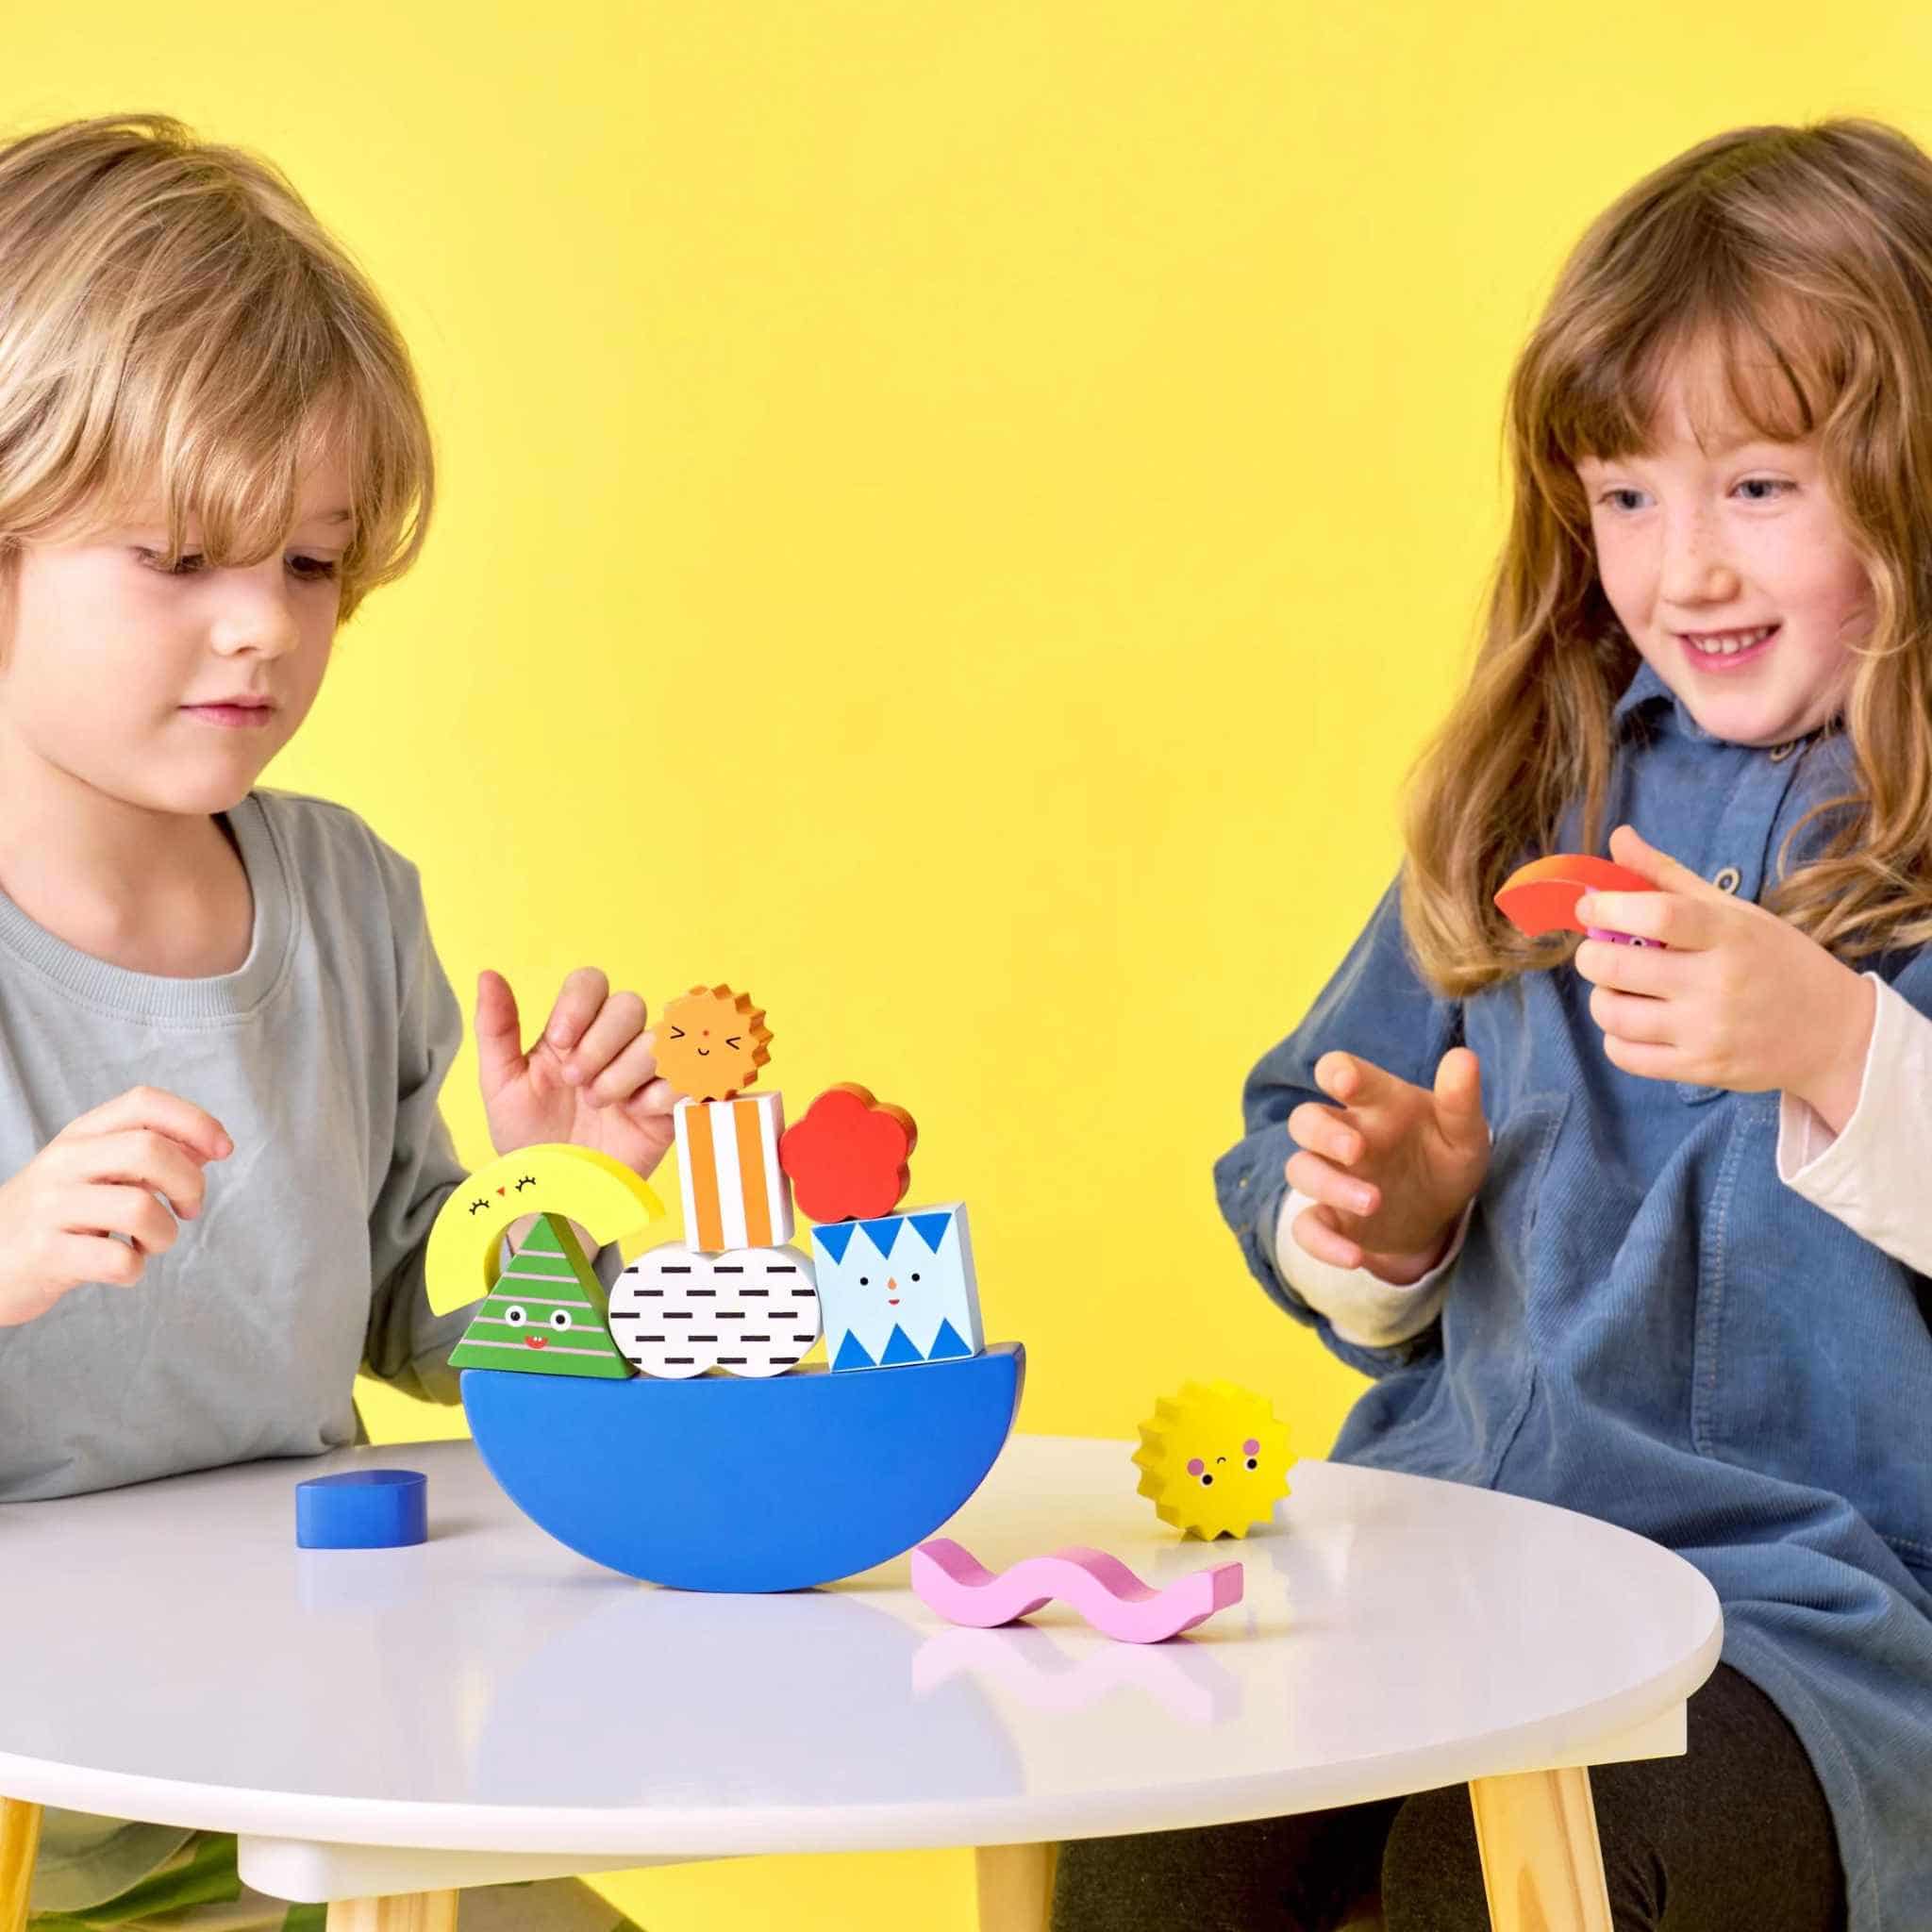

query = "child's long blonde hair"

[
  {"left": 0, "top": 110, "right": 433, "bottom": 644},
  {"left": 1403, "top": 117, "right": 1932, "bottom": 996}
]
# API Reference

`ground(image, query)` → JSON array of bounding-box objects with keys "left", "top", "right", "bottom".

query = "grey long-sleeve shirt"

[
  {"left": 0, "top": 786, "right": 476, "bottom": 1502},
  {"left": 0, "top": 786, "right": 477, "bottom": 1909}
]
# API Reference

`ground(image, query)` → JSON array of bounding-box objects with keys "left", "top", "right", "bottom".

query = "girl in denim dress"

[{"left": 1058, "top": 118, "right": 1932, "bottom": 1932}]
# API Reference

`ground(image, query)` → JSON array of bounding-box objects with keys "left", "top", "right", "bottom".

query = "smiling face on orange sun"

[{"left": 654, "top": 984, "right": 774, "bottom": 1101}]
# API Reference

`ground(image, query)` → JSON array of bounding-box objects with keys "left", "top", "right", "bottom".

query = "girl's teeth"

[{"left": 1687, "top": 624, "right": 1777, "bottom": 655}]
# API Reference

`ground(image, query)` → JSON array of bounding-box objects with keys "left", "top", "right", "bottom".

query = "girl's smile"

[{"left": 1677, "top": 622, "right": 1780, "bottom": 673}]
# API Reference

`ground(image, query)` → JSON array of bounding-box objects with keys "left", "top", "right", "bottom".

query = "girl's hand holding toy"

[
  {"left": 1572, "top": 824, "right": 1876, "bottom": 1121},
  {"left": 1283, "top": 1046, "right": 1491, "bottom": 1282}
]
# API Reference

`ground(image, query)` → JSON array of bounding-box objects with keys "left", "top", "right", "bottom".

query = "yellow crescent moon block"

[{"left": 426, "top": 1143, "right": 667, "bottom": 1316}]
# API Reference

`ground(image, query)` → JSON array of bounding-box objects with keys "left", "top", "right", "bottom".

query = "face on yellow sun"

[
  {"left": 1132, "top": 1379, "right": 1292, "bottom": 1540},
  {"left": 654, "top": 984, "right": 774, "bottom": 1101}
]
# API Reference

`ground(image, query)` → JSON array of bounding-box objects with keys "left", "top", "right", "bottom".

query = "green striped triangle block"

[{"left": 450, "top": 1211, "right": 634, "bottom": 1378}]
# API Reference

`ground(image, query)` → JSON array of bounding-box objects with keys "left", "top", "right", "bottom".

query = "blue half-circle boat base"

[{"left": 462, "top": 1341, "right": 1025, "bottom": 1591}]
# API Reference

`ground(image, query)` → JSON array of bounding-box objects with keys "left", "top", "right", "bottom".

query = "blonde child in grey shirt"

[{"left": 0, "top": 110, "right": 676, "bottom": 1930}]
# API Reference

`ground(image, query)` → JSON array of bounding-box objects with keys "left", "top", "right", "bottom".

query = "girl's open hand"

[
  {"left": 1573, "top": 824, "right": 1874, "bottom": 1103},
  {"left": 475, "top": 968, "right": 677, "bottom": 1180},
  {"left": 1284, "top": 1047, "right": 1491, "bottom": 1277}
]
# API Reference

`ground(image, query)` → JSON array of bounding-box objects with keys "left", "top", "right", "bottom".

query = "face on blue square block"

[{"left": 810, "top": 1202, "right": 984, "bottom": 1372}]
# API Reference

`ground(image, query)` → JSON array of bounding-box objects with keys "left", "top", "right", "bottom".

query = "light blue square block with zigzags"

[{"left": 809, "top": 1202, "right": 985, "bottom": 1373}]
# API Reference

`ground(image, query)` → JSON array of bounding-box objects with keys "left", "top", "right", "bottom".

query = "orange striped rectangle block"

[{"left": 674, "top": 1091, "right": 793, "bottom": 1254}]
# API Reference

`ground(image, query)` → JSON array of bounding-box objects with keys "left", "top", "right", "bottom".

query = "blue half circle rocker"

[
  {"left": 295, "top": 1468, "right": 429, "bottom": 1549},
  {"left": 462, "top": 1341, "right": 1026, "bottom": 1591}
]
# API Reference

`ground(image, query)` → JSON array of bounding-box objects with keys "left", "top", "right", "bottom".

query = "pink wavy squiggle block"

[{"left": 910, "top": 1538, "right": 1244, "bottom": 1643}]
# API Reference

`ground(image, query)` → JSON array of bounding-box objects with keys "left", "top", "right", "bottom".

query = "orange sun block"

[{"left": 655, "top": 984, "right": 774, "bottom": 1101}]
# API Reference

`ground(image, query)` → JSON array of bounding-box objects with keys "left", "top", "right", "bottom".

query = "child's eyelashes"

[
  {"left": 1594, "top": 478, "right": 1795, "bottom": 512},
  {"left": 131, "top": 548, "right": 340, "bottom": 581}
]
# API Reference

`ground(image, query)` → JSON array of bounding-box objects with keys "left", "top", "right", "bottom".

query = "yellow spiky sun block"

[
  {"left": 425, "top": 1142, "right": 667, "bottom": 1315},
  {"left": 1132, "top": 1379, "right": 1292, "bottom": 1540}
]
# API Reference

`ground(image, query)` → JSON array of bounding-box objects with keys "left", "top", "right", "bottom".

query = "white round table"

[{"left": 0, "top": 1435, "right": 1721, "bottom": 1932}]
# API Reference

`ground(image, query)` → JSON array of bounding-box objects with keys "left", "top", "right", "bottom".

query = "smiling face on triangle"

[{"left": 449, "top": 1213, "right": 633, "bottom": 1379}]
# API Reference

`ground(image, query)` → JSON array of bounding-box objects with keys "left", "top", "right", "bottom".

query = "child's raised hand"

[
  {"left": 1572, "top": 824, "right": 1875, "bottom": 1107},
  {"left": 475, "top": 968, "right": 677, "bottom": 1181},
  {"left": 1284, "top": 1047, "right": 1490, "bottom": 1281},
  {"left": 0, "top": 1087, "right": 232, "bottom": 1327}
]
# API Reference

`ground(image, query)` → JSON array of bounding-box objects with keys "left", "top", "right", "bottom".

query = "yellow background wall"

[{"left": 6, "top": 7, "right": 1907, "bottom": 1926}]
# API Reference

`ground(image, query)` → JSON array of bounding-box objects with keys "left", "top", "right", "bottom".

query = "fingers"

[
  {"left": 1314, "top": 1050, "right": 1402, "bottom": 1106},
  {"left": 542, "top": 968, "right": 612, "bottom": 1061},
  {"left": 66, "top": 1181, "right": 183, "bottom": 1257},
  {"left": 1288, "top": 1099, "right": 1363, "bottom": 1167},
  {"left": 60, "top": 1086, "right": 231, "bottom": 1165},
  {"left": 1576, "top": 933, "right": 1663, "bottom": 985},
  {"left": 1312, "top": 1051, "right": 1361, "bottom": 1102},
  {"left": 1435, "top": 1046, "right": 1486, "bottom": 1122},
  {"left": 474, "top": 969, "right": 527, "bottom": 1092},
  {"left": 62, "top": 1231, "right": 149, "bottom": 1289},
  {"left": 1291, "top": 1201, "right": 1363, "bottom": 1271},
  {"left": 565, "top": 991, "right": 649, "bottom": 1093},
  {"left": 1286, "top": 1145, "right": 1377, "bottom": 1218},
  {"left": 1589, "top": 982, "right": 1673, "bottom": 1047},
  {"left": 58, "top": 1126, "right": 215, "bottom": 1222},
  {"left": 621, "top": 1073, "right": 682, "bottom": 1117}
]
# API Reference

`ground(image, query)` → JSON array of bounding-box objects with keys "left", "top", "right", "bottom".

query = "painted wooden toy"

[
  {"left": 778, "top": 1082, "right": 919, "bottom": 1223},
  {"left": 675, "top": 1091, "right": 793, "bottom": 1252},
  {"left": 462, "top": 1343, "right": 1025, "bottom": 1591},
  {"left": 655, "top": 985, "right": 773, "bottom": 1101},
  {"left": 1134, "top": 1380, "right": 1292, "bottom": 1541},
  {"left": 911, "top": 1538, "right": 1243, "bottom": 1642},
  {"left": 449, "top": 1212, "right": 634, "bottom": 1378},
  {"left": 811, "top": 1203, "right": 982, "bottom": 1372},
  {"left": 294, "top": 1470, "right": 429, "bottom": 1549},
  {"left": 425, "top": 1143, "right": 667, "bottom": 1316},
  {"left": 1494, "top": 854, "right": 1663, "bottom": 948},
  {"left": 606, "top": 1241, "right": 822, "bottom": 1377}
]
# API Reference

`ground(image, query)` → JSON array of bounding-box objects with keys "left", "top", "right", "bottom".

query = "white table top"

[{"left": 0, "top": 1435, "right": 1722, "bottom": 1860}]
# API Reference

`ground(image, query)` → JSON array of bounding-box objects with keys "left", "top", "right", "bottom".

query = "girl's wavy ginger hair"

[
  {"left": 0, "top": 110, "right": 434, "bottom": 647},
  {"left": 1401, "top": 117, "right": 1932, "bottom": 999}
]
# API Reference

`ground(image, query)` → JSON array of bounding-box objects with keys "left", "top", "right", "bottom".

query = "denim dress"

[{"left": 1214, "top": 658, "right": 1932, "bottom": 1932}]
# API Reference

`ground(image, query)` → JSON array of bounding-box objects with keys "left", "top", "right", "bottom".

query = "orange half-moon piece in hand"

[{"left": 1494, "top": 854, "right": 1657, "bottom": 938}]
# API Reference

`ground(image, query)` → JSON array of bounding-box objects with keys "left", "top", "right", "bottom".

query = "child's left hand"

[
  {"left": 1572, "top": 824, "right": 1874, "bottom": 1107},
  {"left": 475, "top": 968, "right": 677, "bottom": 1179}
]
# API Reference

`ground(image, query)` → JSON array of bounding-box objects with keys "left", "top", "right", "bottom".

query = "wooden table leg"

[
  {"left": 2, "top": 1800, "right": 41, "bottom": 1932},
  {"left": 325, "top": 1892, "right": 458, "bottom": 1931},
  {"left": 1467, "top": 1767, "right": 1614, "bottom": 1931},
  {"left": 976, "top": 1842, "right": 1058, "bottom": 1932}
]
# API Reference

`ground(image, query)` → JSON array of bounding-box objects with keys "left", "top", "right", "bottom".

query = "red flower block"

[{"left": 778, "top": 1082, "right": 919, "bottom": 1223}]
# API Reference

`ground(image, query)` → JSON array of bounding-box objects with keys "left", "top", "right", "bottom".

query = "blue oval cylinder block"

[{"left": 295, "top": 1468, "right": 429, "bottom": 1549}]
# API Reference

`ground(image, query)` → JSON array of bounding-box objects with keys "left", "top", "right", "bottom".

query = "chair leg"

[{"left": 2, "top": 1800, "right": 42, "bottom": 1932}]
